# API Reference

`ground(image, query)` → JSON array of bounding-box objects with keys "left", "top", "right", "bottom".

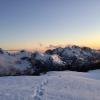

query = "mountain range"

[{"left": 0, "top": 45, "right": 100, "bottom": 76}]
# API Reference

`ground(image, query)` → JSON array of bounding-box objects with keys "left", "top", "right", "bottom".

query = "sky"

[{"left": 0, "top": 0, "right": 100, "bottom": 50}]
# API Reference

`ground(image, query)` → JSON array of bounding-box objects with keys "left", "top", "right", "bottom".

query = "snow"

[
  {"left": 51, "top": 45, "right": 99, "bottom": 61},
  {"left": 0, "top": 70, "right": 100, "bottom": 100},
  {"left": 0, "top": 47, "right": 100, "bottom": 100},
  {"left": 51, "top": 54, "right": 63, "bottom": 65},
  {"left": 33, "top": 52, "right": 51, "bottom": 62},
  {"left": 87, "top": 69, "right": 100, "bottom": 80},
  {"left": 0, "top": 51, "right": 32, "bottom": 75},
  {"left": 0, "top": 46, "right": 100, "bottom": 76},
  {"left": 33, "top": 52, "right": 64, "bottom": 65},
  {"left": 15, "top": 50, "right": 31, "bottom": 59}
]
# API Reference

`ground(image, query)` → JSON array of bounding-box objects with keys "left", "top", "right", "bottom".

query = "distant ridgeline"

[
  {"left": 0, "top": 45, "right": 100, "bottom": 76},
  {"left": 5, "top": 50, "right": 20, "bottom": 53}
]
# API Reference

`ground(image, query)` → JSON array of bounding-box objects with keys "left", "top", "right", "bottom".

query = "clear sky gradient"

[{"left": 0, "top": 0, "right": 100, "bottom": 50}]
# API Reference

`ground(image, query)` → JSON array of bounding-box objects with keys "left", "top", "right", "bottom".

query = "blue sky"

[{"left": 0, "top": 0, "right": 100, "bottom": 50}]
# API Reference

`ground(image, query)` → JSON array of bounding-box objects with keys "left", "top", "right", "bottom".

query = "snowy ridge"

[
  {"left": 46, "top": 45, "right": 100, "bottom": 58},
  {"left": 33, "top": 79, "right": 48, "bottom": 100},
  {"left": 0, "top": 45, "right": 100, "bottom": 76}
]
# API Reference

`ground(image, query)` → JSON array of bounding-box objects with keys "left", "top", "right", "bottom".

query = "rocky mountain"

[
  {"left": 45, "top": 45, "right": 100, "bottom": 71},
  {"left": 0, "top": 45, "right": 100, "bottom": 76}
]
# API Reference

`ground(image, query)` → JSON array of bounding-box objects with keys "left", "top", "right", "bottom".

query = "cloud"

[{"left": 46, "top": 44, "right": 62, "bottom": 49}]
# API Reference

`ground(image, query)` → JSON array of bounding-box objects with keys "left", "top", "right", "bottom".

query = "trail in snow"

[
  {"left": 0, "top": 70, "right": 100, "bottom": 100},
  {"left": 33, "top": 79, "right": 48, "bottom": 100}
]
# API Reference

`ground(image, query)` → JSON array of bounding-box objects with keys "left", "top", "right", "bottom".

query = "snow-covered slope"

[
  {"left": 0, "top": 49, "right": 32, "bottom": 75},
  {"left": 32, "top": 51, "right": 64, "bottom": 65},
  {"left": 46, "top": 45, "right": 100, "bottom": 62},
  {"left": 88, "top": 69, "right": 100, "bottom": 80},
  {"left": 0, "top": 70, "right": 100, "bottom": 100},
  {"left": 0, "top": 46, "right": 100, "bottom": 76},
  {"left": 15, "top": 50, "right": 32, "bottom": 59}
]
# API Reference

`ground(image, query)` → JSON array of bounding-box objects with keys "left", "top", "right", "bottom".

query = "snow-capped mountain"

[
  {"left": 45, "top": 45, "right": 100, "bottom": 66},
  {"left": 0, "top": 45, "right": 100, "bottom": 76},
  {"left": 46, "top": 45, "right": 99, "bottom": 59}
]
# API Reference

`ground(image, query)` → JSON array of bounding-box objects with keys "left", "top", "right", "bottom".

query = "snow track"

[{"left": 33, "top": 79, "right": 48, "bottom": 100}]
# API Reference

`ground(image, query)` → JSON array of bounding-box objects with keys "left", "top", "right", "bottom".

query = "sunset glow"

[{"left": 0, "top": 0, "right": 100, "bottom": 50}]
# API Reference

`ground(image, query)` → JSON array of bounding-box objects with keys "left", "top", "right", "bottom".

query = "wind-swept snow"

[{"left": 0, "top": 70, "right": 100, "bottom": 100}]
